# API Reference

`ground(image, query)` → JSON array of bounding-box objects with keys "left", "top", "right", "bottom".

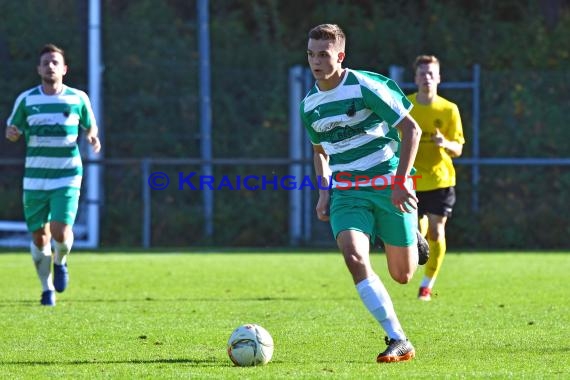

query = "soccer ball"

[{"left": 227, "top": 324, "right": 274, "bottom": 366}]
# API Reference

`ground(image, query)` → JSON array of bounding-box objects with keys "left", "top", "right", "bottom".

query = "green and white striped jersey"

[
  {"left": 7, "top": 85, "right": 97, "bottom": 191},
  {"left": 300, "top": 69, "right": 412, "bottom": 188}
]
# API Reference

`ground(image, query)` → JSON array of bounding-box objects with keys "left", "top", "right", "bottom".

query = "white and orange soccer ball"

[{"left": 227, "top": 324, "right": 274, "bottom": 366}]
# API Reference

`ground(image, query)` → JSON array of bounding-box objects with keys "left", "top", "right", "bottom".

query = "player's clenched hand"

[
  {"left": 86, "top": 134, "right": 101, "bottom": 153},
  {"left": 431, "top": 128, "right": 447, "bottom": 148},
  {"left": 5, "top": 125, "right": 22, "bottom": 142},
  {"left": 316, "top": 195, "right": 330, "bottom": 222},
  {"left": 391, "top": 186, "right": 418, "bottom": 213}
]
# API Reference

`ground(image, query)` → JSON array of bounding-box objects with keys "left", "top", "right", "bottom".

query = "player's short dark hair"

[
  {"left": 413, "top": 55, "right": 439, "bottom": 71},
  {"left": 308, "top": 24, "right": 346, "bottom": 50},
  {"left": 39, "top": 43, "right": 65, "bottom": 63}
]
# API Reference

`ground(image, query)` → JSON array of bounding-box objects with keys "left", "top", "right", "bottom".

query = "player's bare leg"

[
  {"left": 51, "top": 221, "right": 73, "bottom": 293},
  {"left": 31, "top": 225, "right": 55, "bottom": 306},
  {"left": 338, "top": 230, "right": 415, "bottom": 362}
]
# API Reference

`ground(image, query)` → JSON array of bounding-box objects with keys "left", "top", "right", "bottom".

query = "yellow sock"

[
  {"left": 418, "top": 215, "right": 429, "bottom": 237},
  {"left": 424, "top": 238, "right": 446, "bottom": 281}
]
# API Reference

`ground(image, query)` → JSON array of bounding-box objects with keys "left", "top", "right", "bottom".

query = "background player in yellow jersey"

[{"left": 407, "top": 55, "right": 465, "bottom": 301}]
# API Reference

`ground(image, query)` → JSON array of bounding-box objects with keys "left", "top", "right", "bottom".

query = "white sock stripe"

[
  {"left": 356, "top": 274, "right": 406, "bottom": 340},
  {"left": 54, "top": 238, "right": 73, "bottom": 255},
  {"left": 355, "top": 275, "right": 380, "bottom": 291},
  {"left": 29, "top": 244, "right": 54, "bottom": 292},
  {"left": 54, "top": 237, "right": 74, "bottom": 265},
  {"left": 30, "top": 242, "right": 52, "bottom": 260},
  {"left": 356, "top": 275, "right": 390, "bottom": 317}
]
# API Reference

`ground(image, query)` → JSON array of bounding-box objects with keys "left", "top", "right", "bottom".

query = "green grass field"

[{"left": 0, "top": 250, "right": 568, "bottom": 379}]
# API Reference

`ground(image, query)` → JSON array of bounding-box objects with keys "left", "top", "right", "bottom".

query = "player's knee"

[
  {"left": 391, "top": 270, "right": 413, "bottom": 284},
  {"left": 32, "top": 232, "right": 50, "bottom": 248},
  {"left": 30, "top": 241, "right": 51, "bottom": 262},
  {"left": 342, "top": 249, "right": 365, "bottom": 269},
  {"left": 51, "top": 225, "right": 73, "bottom": 243},
  {"left": 343, "top": 252, "right": 370, "bottom": 282}
]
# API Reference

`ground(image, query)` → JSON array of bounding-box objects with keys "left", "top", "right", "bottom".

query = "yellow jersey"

[{"left": 407, "top": 93, "right": 465, "bottom": 191}]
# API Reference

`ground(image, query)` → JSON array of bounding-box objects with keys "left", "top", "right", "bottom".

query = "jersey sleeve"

[
  {"left": 6, "top": 93, "right": 29, "bottom": 133},
  {"left": 299, "top": 101, "right": 320, "bottom": 145},
  {"left": 78, "top": 91, "right": 97, "bottom": 130},
  {"left": 447, "top": 103, "right": 465, "bottom": 144},
  {"left": 359, "top": 72, "right": 412, "bottom": 128}
]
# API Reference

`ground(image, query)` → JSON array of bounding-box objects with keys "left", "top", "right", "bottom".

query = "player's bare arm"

[
  {"left": 431, "top": 128, "right": 463, "bottom": 157},
  {"left": 86, "top": 126, "right": 101, "bottom": 153},
  {"left": 313, "top": 144, "right": 330, "bottom": 221},
  {"left": 394, "top": 115, "right": 422, "bottom": 213},
  {"left": 5, "top": 125, "right": 22, "bottom": 142}
]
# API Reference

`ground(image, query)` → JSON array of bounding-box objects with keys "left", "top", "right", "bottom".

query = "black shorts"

[{"left": 417, "top": 187, "right": 456, "bottom": 217}]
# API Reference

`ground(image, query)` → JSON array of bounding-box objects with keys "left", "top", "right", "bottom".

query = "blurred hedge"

[{"left": 0, "top": 0, "right": 569, "bottom": 249}]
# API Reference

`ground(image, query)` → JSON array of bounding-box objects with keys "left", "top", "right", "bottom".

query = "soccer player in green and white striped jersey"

[
  {"left": 5, "top": 44, "right": 101, "bottom": 306},
  {"left": 300, "top": 24, "right": 422, "bottom": 363}
]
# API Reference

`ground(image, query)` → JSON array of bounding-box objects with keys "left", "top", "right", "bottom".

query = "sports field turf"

[{"left": 0, "top": 250, "right": 568, "bottom": 379}]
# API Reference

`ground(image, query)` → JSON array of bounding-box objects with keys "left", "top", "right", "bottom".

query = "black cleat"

[
  {"left": 377, "top": 336, "right": 415, "bottom": 363},
  {"left": 416, "top": 230, "right": 429, "bottom": 265},
  {"left": 373, "top": 237, "right": 385, "bottom": 251}
]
